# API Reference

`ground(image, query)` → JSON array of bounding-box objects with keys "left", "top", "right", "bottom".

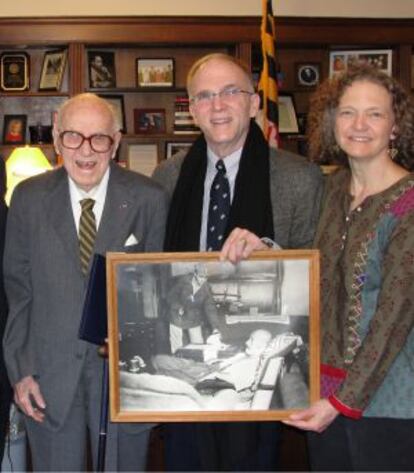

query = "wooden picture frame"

[
  {"left": 329, "top": 49, "right": 392, "bottom": 77},
  {"left": 39, "top": 49, "right": 67, "bottom": 91},
  {"left": 2, "top": 114, "right": 27, "bottom": 144},
  {"left": 134, "top": 108, "right": 166, "bottom": 134},
  {"left": 99, "top": 94, "right": 126, "bottom": 133},
  {"left": 165, "top": 141, "right": 193, "bottom": 159},
  {"left": 295, "top": 63, "right": 320, "bottom": 88},
  {"left": 88, "top": 50, "right": 116, "bottom": 89},
  {"left": 0, "top": 52, "right": 29, "bottom": 92},
  {"left": 278, "top": 95, "right": 300, "bottom": 134},
  {"left": 107, "top": 249, "right": 320, "bottom": 422},
  {"left": 136, "top": 58, "right": 174, "bottom": 88}
]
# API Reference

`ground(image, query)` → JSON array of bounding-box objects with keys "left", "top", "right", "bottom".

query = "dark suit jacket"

[
  {"left": 3, "top": 161, "right": 168, "bottom": 431},
  {"left": 152, "top": 146, "right": 324, "bottom": 249}
]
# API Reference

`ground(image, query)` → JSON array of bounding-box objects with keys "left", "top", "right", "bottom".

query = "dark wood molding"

[{"left": 0, "top": 16, "right": 413, "bottom": 46}]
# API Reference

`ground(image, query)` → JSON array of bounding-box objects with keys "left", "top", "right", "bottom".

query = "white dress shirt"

[
  {"left": 68, "top": 167, "right": 110, "bottom": 233},
  {"left": 199, "top": 147, "right": 242, "bottom": 250}
]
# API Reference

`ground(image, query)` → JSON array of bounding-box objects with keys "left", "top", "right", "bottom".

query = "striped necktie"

[{"left": 79, "top": 198, "right": 97, "bottom": 275}]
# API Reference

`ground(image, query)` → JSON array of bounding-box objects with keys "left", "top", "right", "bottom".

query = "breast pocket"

[{"left": 123, "top": 242, "right": 143, "bottom": 253}]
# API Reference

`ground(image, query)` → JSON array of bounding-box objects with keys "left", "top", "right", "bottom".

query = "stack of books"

[{"left": 173, "top": 96, "right": 200, "bottom": 135}]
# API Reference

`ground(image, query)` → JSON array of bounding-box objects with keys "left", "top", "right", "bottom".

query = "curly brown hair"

[{"left": 307, "top": 64, "right": 414, "bottom": 171}]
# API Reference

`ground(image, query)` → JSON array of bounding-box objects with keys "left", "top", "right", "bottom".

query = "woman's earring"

[{"left": 389, "top": 140, "right": 398, "bottom": 160}]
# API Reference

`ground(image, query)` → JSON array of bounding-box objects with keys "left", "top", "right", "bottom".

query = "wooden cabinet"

[{"left": 1, "top": 16, "right": 413, "bottom": 166}]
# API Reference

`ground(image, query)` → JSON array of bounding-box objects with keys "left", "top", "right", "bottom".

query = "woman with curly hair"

[{"left": 285, "top": 64, "right": 414, "bottom": 471}]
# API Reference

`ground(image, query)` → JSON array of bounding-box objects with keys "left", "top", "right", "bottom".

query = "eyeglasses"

[
  {"left": 59, "top": 131, "right": 114, "bottom": 153},
  {"left": 190, "top": 87, "right": 255, "bottom": 106}
]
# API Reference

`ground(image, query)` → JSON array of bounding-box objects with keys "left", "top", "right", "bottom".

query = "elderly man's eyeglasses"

[
  {"left": 59, "top": 131, "right": 114, "bottom": 153},
  {"left": 190, "top": 87, "right": 255, "bottom": 106}
]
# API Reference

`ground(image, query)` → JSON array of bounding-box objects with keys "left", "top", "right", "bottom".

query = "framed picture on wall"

[
  {"left": 39, "top": 49, "right": 67, "bottom": 91},
  {"left": 106, "top": 249, "right": 320, "bottom": 422},
  {"left": 165, "top": 141, "right": 193, "bottom": 159},
  {"left": 0, "top": 52, "right": 29, "bottom": 91},
  {"left": 295, "top": 63, "right": 321, "bottom": 88},
  {"left": 278, "top": 95, "right": 299, "bottom": 134},
  {"left": 329, "top": 49, "right": 392, "bottom": 77},
  {"left": 127, "top": 143, "right": 159, "bottom": 177},
  {"left": 136, "top": 58, "right": 174, "bottom": 88},
  {"left": 88, "top": 50, "right": 116, "bottom": 89},
  {"left": 134, "top": 108, "right": 166, "bottom": 134},
  {"left": 2, "top": 114, "right": 27, "bottom": 144}
]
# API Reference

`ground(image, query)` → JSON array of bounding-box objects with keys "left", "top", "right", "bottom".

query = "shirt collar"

[
  {"left": 207, "top": 146, "right": 242, "bottom": 174},
  {"left": 68, "top": 166, "right": 110, "bottom": 207}
]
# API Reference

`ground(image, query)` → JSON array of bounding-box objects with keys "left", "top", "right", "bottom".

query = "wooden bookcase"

[{"left": 0, "top": 16, "right": 413, "bottom": 165}]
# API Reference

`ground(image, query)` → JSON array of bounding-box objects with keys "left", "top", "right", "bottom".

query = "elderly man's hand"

[
  {"left": 220, "top": 227, "right": 268, "bottom": 264},
  {"left": 283, "top": 398, "right": 339, "bottom": 433},
  {"left": 14, "top": 375, "right": 46, "bottom": 423}
]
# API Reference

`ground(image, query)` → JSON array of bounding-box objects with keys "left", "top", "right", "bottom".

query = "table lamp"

[{"left": 5, "top": 145, "right": 52, "bottom": 205}]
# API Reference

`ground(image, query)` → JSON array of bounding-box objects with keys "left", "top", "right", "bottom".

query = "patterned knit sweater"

[{"left": 314, "top": 168, "right": 414, "bottom": 419}]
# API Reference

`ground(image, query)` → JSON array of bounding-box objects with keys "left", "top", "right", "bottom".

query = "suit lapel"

[
  {"left": 95, "top": 164, "right": 134, "bottom": 254},
  {"left": 44, "top": 168, "right": 81, "bottom": 268}
]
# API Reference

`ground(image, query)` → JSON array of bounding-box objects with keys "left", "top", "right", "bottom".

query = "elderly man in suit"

[
  {"left": 3, "top": 93, "right": 168, "bottom": 471},
  {"left": 152, "top": 53, "right": 323, "bottom": 471}
]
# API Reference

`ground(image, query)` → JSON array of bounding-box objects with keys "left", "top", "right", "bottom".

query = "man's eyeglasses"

[
  {"left": 190, "top": 87, "right": 255, "bottom": 106},
  {"left": 59, "top": 131, "right": 114, "bottom": 153}
]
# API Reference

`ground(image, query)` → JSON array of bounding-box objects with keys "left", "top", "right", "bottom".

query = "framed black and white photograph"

[
  {"left": 88, "top": 51, "right": 116, "bottom": 89},
  {"left": 99, "top": 94, "right": 126, "bottom": 133},
  {"left": 136, "top": 58, "right": 174, "bottom": 88},
  {"left": 329, "top": 49, "right": 392, "bottom": 78},
  {"left": 165, "top": 141, "right": 193, "bottom": 159},
  {"left": 0, "top": 52, "right": 29, "bottom": 92},
  {"left": 295, "top": 63, "right": 320, "bottom": 88},
  {"left": 39, "top": 49, "right": 67, "bottom": 91},
  {"left": 134, "top": 108, "right": 166, "bottom": 134},
  {"left": 278, "top": 95, "right": 300, "bottom": 134},
  {"left": 2, "top": 114, "right": 27, "bottom": 144},
  {"left": 107, "top": 250, "right": 320, "bottom": 422}
]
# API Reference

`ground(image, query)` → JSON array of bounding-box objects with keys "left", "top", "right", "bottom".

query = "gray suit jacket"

[
  {"left": 3, "top": 161, "right": 168, "bottom": 430},
  {"left": 152, "top": 147, "right": 323, "bottom": 249}
]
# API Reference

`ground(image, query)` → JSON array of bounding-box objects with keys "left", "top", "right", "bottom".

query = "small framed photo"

[
  {"left": 99, "top": 94, "right": 126, "bottom": 133},
  {"left": 2, "top": 114, "right": 27, "bottom": 144},
  {"left": 295, "top": 63, "right": 320, "bottom": 88},
  {"left": 39, "top": 49, "right": 67, "bottom": 91},
  {"left": 88, "top": 51, "right": 116, "bottom": 89},
  {"left": 136, "top": 58, "right": 174, "bottom": 88},
  {"left": 134, "top": 109, "right": 166, "bottom": 134},
  {"left": 278, "top": 95, "right": 299, "bottom": 134},
  {"left": 0, "top": 52, "right": 30, "bottom": 92},
  {"left": 107, "top": 249, "right": 320, "bottom": 422},
  {"left": 166, "top": 141, "right": 193, "bottom": 159},
  {"left": 329, "top": 49, "right": 392, "bottom": 77}
]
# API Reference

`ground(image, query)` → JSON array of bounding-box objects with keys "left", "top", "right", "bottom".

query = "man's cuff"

[
  {"left": 328, "top": 394, "right": 363, "bottom": 419},
  {"left": 260, "top": 237, "right": 281, "bottom": 250}
]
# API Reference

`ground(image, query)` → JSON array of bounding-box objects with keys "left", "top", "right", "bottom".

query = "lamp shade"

[{"left": 6, "top": 146, "right": 52, "bottom": 205}]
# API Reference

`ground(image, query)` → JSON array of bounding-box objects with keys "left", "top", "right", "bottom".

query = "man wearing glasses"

[
  {"left": 153, "top": 53, "right": 323, "bottom": 471},
  {"left": 3, "top": 93, "right": 168, "bottom": 471}
]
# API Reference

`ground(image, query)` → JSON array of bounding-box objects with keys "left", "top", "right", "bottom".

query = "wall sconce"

[{"left": 5, "top": 146, "right": 52, "bottom": 205}]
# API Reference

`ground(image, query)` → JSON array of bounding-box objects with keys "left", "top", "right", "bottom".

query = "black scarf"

[{"left": 164, "top": 120, "right": 274, "bottom": 251}]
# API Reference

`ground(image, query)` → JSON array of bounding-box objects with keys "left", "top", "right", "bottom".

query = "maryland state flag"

[{"left": 258, "top": 0, "right": 280, "bottom": 148}]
